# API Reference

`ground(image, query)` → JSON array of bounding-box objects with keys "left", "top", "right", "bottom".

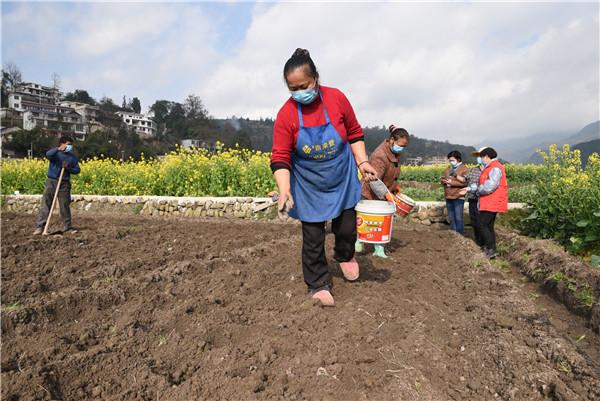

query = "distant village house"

[
  {"left": 1, "top": 80, "right": 157, "bottom": 142},
  {"left": 116, "top": 111, "right": 157, "bottom": 137}
]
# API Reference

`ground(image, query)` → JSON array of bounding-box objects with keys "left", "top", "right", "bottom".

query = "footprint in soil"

[
  {"left": 331, "top": 259, "right": 391, "bottom": 283},
  {"left": 386, "top": 237, "right": 409, "bottom": 252}
]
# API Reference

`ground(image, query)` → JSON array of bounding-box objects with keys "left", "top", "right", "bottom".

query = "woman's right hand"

[
  {"left": 274, "top": 169, "right": 293, "bottom": 212},
  {"left": 359, "top": 161, "right": 378, "bottom": 182},
  {"left": 278, "top": 191, "right": 294, "bottom": 213}
]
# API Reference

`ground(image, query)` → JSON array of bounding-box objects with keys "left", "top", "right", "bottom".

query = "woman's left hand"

[{"left": 359, "top": 161, "right": 378, "bottom": 182}]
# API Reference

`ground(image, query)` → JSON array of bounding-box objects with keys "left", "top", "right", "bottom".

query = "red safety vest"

[{"left": 479, "top": 159, "right": 508, "bottom": 213}]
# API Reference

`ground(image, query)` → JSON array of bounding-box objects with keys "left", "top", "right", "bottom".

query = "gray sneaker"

[
  {"left": 63, "top": 227, "right": 78, "bottom": 234},
  {"left": 33, "top": 228, "right": 43, "bottom": 235}
]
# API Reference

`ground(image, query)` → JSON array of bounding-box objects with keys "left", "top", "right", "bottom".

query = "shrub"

[{"left": 522, "top": 144, "right": 600, "bottom": 255}]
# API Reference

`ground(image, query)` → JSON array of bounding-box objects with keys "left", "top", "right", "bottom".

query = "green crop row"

[{"left": 400, "top": 164, "right": 546, "bottom": 184}]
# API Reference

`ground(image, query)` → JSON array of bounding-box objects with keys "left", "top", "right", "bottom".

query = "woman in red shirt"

[{"left": 271, "top": 48, "right": 377, "bottom": 306}]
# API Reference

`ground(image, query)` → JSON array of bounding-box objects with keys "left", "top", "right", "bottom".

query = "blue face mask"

[
  {"left": 64, "top": 144, "right": 73, "bottom": 153},
  {"left": 450, "top": 160, "right": 459, "bottom": 168},
  {"left": 477, "top": 156, "right": 483, "bottom": 166},
  {"left": 291, "top": 87, "right": 318, "bottom": 105},
  {"left": 391, "top": 145, "right": 404, "bottom": 154}
]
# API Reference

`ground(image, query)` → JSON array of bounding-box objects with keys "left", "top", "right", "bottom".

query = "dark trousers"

[
  {"left": 446, "top": 199, "right": 465, "bottom": 234},
  {"left": 468, "top": 200, "right": 485, "bottom": 247},
  {"left": 479, "top": 211, "right": 497, "bottom": 252},
  {"left": 36, "top": 178, "right": 72, "bottom": 230},
  {"left": 301, "top": 208, "right": 356, "bottom": 290}
]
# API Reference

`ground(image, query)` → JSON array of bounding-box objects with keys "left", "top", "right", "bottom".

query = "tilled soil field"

[{"left": 1, "top": 212, "right": 599, "bottom": 401}]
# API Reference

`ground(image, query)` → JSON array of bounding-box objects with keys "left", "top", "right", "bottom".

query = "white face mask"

[
  {"left": 290, "top": 85, "right": 318, "bottom": 105},
  {"left": 290, "top": 80, "right": 319, "bottom": 105},
  {"left": 391, "top": 144, "right": 404, "bottom": 154}
]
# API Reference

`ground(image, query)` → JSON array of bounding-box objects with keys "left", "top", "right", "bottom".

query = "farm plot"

[{"left": 1, "top": 213, "right": 599, "bottom": 401}]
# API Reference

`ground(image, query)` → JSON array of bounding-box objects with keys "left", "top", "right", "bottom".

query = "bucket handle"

[
  {"left": 375, "top": 177, "right": 396, "bottom": 202},
  {"left": 363, "top": 172, "right": 396, "bottom": 204}
]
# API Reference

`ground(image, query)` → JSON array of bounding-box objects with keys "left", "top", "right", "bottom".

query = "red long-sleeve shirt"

[{"left": 271, "top": 86, "right": 364, "bottom": 172}]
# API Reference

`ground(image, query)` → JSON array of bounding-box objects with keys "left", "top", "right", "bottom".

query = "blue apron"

[{"left": 289, "top": 95, "right": 362, "bottom": 222}]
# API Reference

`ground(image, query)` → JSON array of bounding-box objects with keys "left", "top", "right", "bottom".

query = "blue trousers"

[{"left": 446, "top": 199, "right": 465, "bottom": 234}]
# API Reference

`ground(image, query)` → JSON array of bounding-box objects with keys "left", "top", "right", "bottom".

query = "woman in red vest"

[{"left": 462, "top": 147, "right": 508, "bottom": 259}]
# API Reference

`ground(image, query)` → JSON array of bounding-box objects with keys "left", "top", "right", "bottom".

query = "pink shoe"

[
  {"left": 311, "top": 289, "right": 335, "bottom": 306},
  {"left": 340, "top": 257, "right": 359, "bottom": 281}
]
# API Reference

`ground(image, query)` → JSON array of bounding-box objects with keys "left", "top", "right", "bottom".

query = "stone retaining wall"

[{"left": 1, "top": 195, "right": 525, "bottom": 225}]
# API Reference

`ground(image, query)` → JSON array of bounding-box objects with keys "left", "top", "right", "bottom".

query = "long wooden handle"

[{"left": 43, "top": 167, "right": 65, "bottom": 235}]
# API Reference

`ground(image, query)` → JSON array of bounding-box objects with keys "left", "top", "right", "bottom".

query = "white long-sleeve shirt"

[{"left": 467, "top": 159, "right": 502, "bottom": 195}]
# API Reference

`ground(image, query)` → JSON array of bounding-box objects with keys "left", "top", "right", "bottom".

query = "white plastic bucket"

[{"left": 356, "top": 200, "right": 396, "bottom": 244}]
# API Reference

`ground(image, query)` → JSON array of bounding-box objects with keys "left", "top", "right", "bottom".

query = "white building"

[
  {"left": 181, "top": 139, "right": 216, "bottom": 151},
  {"left": 405, "top": 157, "right": 423, "bottom": 166},
  {"left": 59, "top": 101, "right": 104, "bottom": 135},
  {"left": 0, "top": 108, "right": 22, "bottom": 129},
  {"left": 6, "top": 82, "right": 90, "bottom": 140},
  {"left": 423, "top": 156, "right": 449, "bottom": 165},
  {"left": 115, "top": 111, "right": 156, "bottom": 137},
  {"left": 59, "top": 101, "right": 100, "bottom": 122},
  {"left": 181, "top": 139, "right": 201, "bottom": 149},
  {"left": 22, "top": 104, "right": 86, "bottom": 140},
  {"left": 8, "top": 82, "right": 60, "bottom": 112}
]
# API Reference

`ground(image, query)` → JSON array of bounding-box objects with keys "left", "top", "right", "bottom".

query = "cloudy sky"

[{"left": 2, "top": 1, "right": 598, "bottom": 145}]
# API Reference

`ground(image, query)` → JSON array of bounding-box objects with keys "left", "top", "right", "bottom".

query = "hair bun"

[
  {"left": 388, "top": 124, "right": 398, "bottom": 134},
  {"left": 293, "top": 48, "right": 310, "bottom": 58}
]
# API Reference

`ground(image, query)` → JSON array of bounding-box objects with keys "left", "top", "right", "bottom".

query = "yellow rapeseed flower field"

[
  {"left": 523, "top": 144, "right": 600, "bottom": 255},
  {"left": 1, "top": 145, "right": 276, "bottom": 197}
]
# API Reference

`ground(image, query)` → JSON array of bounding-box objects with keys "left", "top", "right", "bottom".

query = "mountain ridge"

[{"left": 481, "top": 121, "right": 599, "bottom": 163}]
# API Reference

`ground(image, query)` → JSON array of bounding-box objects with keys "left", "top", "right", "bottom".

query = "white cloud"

[
  {"left": 1, "top": 2, "right": 65, "bottom": 61},
  {"left": 3, "top": 3, "right": 220, "bottom": 111},
  {"left": 2, "top": 2, "right": 598, "bottom": 144},
  {"left": 67, "top": 4, "right": 178, "bottom": 57},
  {"left": 64, "top": 3, "right": 220, "bottom": 110},
  {"left": 200, "top": 2, "right": 599, "bottom": 143}
]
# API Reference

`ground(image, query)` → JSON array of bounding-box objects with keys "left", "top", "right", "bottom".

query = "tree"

[
  {"left": 232, "top": 131, "right": 252, "bottom": 149},
  {"left": 80, "top": 130, "right": 114, "bottom": 159},
  {"left": 1, "top": 62, "right": 23, "bottom": 107},
  {"left": 4, "top": 128, "right": 55, "bottom": 157},
  {"left": 122, "top": 95, "right": 127, "bottom": 109},
  {"left": 77, "top": 128, "right": 158, "bottom": 161},
  {"left": 0, "top": 79, "right": 7, "bottom": 107},
  {"left": 167, "top": 103, "right": 186, "bottom": 125},
  {"left": 183, "top": 94, "right": 208, "bottom": 120},
  {"left": 150, "top": 100, "right": 172, "bottom": 124},
  {"left": 131, "top": 97, "right": 141, "bottom": 113},
  {"left": 63, "top": 89, "right": 96, "bottom": 105},
  {"left": 98, "top": 97, "right": 123, "bottom": 128},
  {"left": 2, "top": 62, "right": 22, "bottom": 87},
  {"left": 99, "top": 96, "right": 116, "bottom": 107}
]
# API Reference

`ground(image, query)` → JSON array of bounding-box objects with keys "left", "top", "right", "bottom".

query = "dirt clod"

[{"left": 1, "top": 213, "right": 599, "bottom": 401}]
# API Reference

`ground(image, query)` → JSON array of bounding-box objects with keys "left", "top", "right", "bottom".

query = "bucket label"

[
  {"left": 356, "top": 213, "right": 393, "bottom": 244},
  {"left": 394, "top": 194, "right": 415, "bottom": 216}
]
